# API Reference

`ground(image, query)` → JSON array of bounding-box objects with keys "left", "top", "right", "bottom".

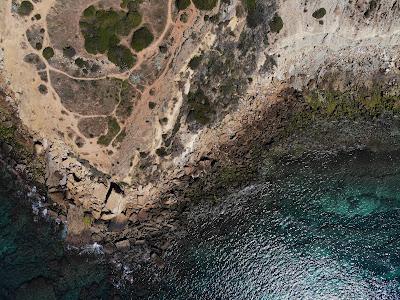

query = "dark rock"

[{"left": 108, "top": 213, "right": 128, "bottom": 232}]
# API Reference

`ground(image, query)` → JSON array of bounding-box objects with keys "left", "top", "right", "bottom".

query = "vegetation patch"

[
  {"left": 38, "top": 84, "right": 48, "bottom": 95},
  {"left": 18, "top": 1, "right": 34, "bottom": 16},
  {"left": 50, "top": 71, "right": 121, "bottom": 115},
  {"left": 188, "top": 55, "right": 203, "bottom": 70},
  {"left": 312, "top": 8, "right": 326, "bottom": 19},
  {"left": 63, "top": 46, "right": 76, "bottom": 58},
  {"left": 0, "top": 124, "right": 16, "bottom": 142},
  {"left": 192, "top": 0, "right": 218, "bottom": 10},
  {"left": 286, "top": 87, "right": 400, "bottom": 135},
  {"left": 131, "top": 27, "right": 154, "bottom": 52},
  {"left": 187, "top": 89, "right": 215, "bottom": 125},
  {"left": 79, "top": 4, "right": 141, "bottom": 68},
  {"left": 269, "top": 13, "right": 283, "bottom": 33},
  {"left": 83, "top": 215, "right": 93, "bottom": 226},
  {"left": 26, "top": 25, "right": 44, "bottom": 51},
  {"left": 74, "top": 57, "right": 89, "bottom": 69},
  {"left": 148, "top": 101, "right": 156, "bottom": 109},
  {"left": 42, "top": 47, "right": 54, "bottom": 60},
  {"left": 78, "top": 117, "right": 108, "bottom": 138},
  {"left": 116, "top": 80, "right": 137, "bottom": 121},
  {"left": 97, "top": 117, "right": 121, "bottom": 146},
  {"left": 176, "top": 0, "right": 191, "bottom": 10},
  {"left": 112, "top": 129, "right": 127, "bottom": 147},
  {"left": 242, "top": 0, "right": 256, "bottom": 11},
  {"left": 155, "top": 147, "right": 168, "bottom": 157},
  {"left": 107, "top": 45, "right": 137, "bottom": 70}
]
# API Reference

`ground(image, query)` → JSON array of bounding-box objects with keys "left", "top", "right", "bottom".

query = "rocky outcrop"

[{"left": 45, "top": 141, "right": 111, "bottom": 219}]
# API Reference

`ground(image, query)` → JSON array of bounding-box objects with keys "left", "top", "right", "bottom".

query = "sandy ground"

[{"left": 0, "top": 0, "right": 204, "bottom": 181}]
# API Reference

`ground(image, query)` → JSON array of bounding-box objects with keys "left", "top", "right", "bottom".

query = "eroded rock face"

[{"left": 46, "top": 141, "right": 110, "bottom": 220}]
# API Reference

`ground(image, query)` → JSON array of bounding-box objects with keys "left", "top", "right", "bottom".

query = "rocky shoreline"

[
  {"left": 4, "top": 74, "right": 400, "bottom": 298},
  {"left": 3, "top": 0, "right": 400, "bottom": 295},
  {"left": 4, "top": 75, "right": 400, "bottom": 269}
]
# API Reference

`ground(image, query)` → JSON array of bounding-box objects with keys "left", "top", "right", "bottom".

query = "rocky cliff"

[{"left": 1, "top": 0, "right": 400, "bottom": 270}]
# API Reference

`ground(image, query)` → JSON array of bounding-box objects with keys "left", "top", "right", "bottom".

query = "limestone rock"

[
  {"left": 105, "top": 190, "right": 126, "bottom": 215},
  {"left": 100, "top": 213, "right": 118, "bottom": 221}
]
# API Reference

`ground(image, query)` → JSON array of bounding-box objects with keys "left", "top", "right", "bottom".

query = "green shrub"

[
  {"left": 83, "top": 5, "right": 96, "bottom": 17},
  {"left": 63, "top": 46, "right": 76, "bottom": 58},
  {"left": 116, "top": 11, "right": 142, "bottom": 36},
  {"left": 83, "top": 216, "right": 92, "bottom": 226},
  {"left": 42, "top": 47, "right": 54, "bottom": 60},
  {"left": 187, "top": 89, "right": 214, "bottom": 125},
  {"left": 107, "top": 45, "right": 136, "bottom": 70},
  {"left": 242, "top": 0, "right": 256, "bottom": 11},
  {"left": 176, "top": 0, "right": 191, "bottom": 10},
  {"left": 192, "top": 0, "right": 218, "bottom": 10},
  {"left": 188, "top": 55, "right": 202, "bottom": 70},
  {"left": 269, "top": 13, "right": 283, "bottom": 33},
  {"left": 155, "top": 147, "right": 168, "bottom": 157},
  {"left": 80, "top": 4, "right": 141, "bottom": 68},
  {"left": 312, "top": 8, "right": 326, "bottom": 19},
  {"left": 131, "top": 27, "right": 154, "bottom": 52},
  {"left": 18, "top": 1, "right": 34, "bottom": 16},
  {"left": 74, "top": 57, "right": 88, "bottom": 68}
]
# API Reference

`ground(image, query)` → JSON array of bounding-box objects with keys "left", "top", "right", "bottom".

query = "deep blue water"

[{"left": 4, "top": 149, "right": 400, "bottom": 299}]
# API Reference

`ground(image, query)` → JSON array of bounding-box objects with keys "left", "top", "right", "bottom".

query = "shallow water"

[{"left": 141, "top": 150, "right": 400, "bottom": 299}]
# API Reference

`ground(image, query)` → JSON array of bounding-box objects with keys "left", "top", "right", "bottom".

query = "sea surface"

[
  {"left": 143, "top": 149, "right": 400, "bottom": 299},
  {"left": 3, "top": 149, "right": 400, "bottom": 299}
]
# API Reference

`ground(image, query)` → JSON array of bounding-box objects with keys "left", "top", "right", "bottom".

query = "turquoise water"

[
  {"left": 4, "top": 149, "right": 400, "bottom": 299},
  {"left": 137, "top": 150, "right": 400, "bottom": 299}
]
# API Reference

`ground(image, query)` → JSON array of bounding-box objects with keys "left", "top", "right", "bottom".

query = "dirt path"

[{"left": 0, "top": 0, "right": 204, "bottom": 178}]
